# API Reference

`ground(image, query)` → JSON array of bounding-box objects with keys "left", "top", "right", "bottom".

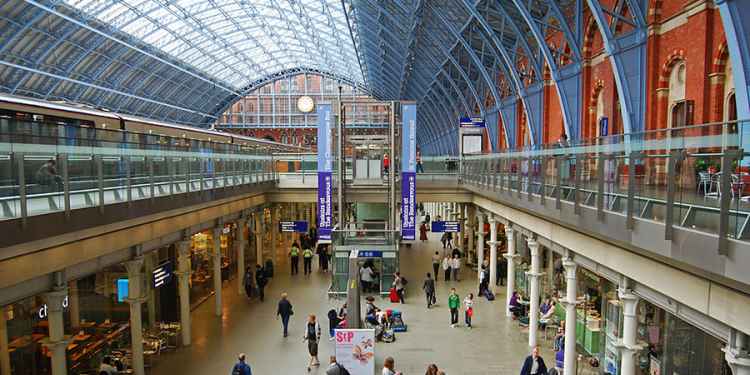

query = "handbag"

[{"left": 467, "top": 307, "right": 474, "bottom": 317}]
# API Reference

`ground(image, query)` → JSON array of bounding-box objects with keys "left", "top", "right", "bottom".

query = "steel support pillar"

[
  {"left": 488, "top": 217, "right": 498, "bottom": 292},
  {"left": 476, "top": 214, "right": 485, "bottom": 278},
  {"left": 68, "top": 280, "right": 80, "bottom": 329},
  {"left": 236, "top": 217, "right": 247, "bottom": 296},
  {"left": 44, "top": 286, "right": 69, "bottom": 375},
  {"left": 212, "top": 227, "right": 223, "bottom": 317},
  {"left": 504, "top": 227, "right": 519, "bottom": 317}
]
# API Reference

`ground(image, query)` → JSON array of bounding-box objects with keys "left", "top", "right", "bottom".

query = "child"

[{"left": 464, "top": 293, "right": 474, "bottom": 328}]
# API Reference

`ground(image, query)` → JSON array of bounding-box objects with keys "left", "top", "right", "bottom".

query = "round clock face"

[{"left": 297, "top": 95, "right": 315, "bottom": 113}]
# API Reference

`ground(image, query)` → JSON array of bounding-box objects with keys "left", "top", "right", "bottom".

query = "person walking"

[
  {"left": 479, "top": 264, "right": 489, "bottom": 296},
  {"left": 243, "top": 267, "right": 254, "bottom": 299},
  {"left": 448, "top": 288, "right": 460, "bottom": 327},
  {"left": 442, "top": 255, "right": 451, "bottom": 282},
  {"left": 383, "top": 153, "right": 390, "bottom": 175},
  {"left": 425, "top": 364, "right": 439, "bottom": 375},
  {"left": 255, "top": 264, "right": 267, "bottom": 302},
  {"left": 290, "top": 242, "right": 300, "bottom": 275},
  {"left": 276, "top": 293, "right": 294, "bottom": 337},
  {"left": 231, "top": 353, "right": 252, "bottom": 375},
  {"left": 303, "top": 246, "right": 314, "bottom": 275},
  {"left": 419, "top": 222, "right": 428, "bottom": 242},
  {"left": 464, "top": 293, "right": 474, "bottom": 329},
  {"left": 416, "top": 149, "right": 424, "bottom": 173},
  {"left": 319, "top": 244, "right": 330, "bottom": 273},
  {"left": 451, "top": 254, "right": 461, "bottom": 282},
  {"left": 431, "top": 251, "right": 441, "bottom": 281},
  {"left": 382, "top": 357, "right": 402, "bottom": 375},
  {"left": 445, "top": 232, "right": 453, "bottom": 249},
  {"left": 393, "top": 272, "right": 405, "bottom": 304},
  {"left": 326, "top": 356, "right": 348, "bottom": 375},
  {"left": 520, "top": 346, "right": 548, "bottom": 375},
  {"left": 303, "top": 314, "right": 321, "bottom": 372},
  {"left": 422, "top": 273, "right": 436, "bottom": 308}
]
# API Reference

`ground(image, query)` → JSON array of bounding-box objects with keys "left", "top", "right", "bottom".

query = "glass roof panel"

[{"left": 63, "top": 0, "right": 364, "bottom": 90}]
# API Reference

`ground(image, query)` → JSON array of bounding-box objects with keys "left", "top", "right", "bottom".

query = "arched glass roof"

[{"left": 64, "top": 0, "right": 363, "bottom": 89}]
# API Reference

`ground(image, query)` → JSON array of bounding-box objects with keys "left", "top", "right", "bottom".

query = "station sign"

[
  {"left": 358, "top": 250, "right": 383, "bottom": 258},
  {"left": 459, "top": 116, "right": 486, "bottom": 128},
  {"left": 152, "top": 261, "right": 173, "bottom": 288},
  {"left": 279, "top": 220, "right": 308, "bottom": 233},
  {"left": 431, "top": 221, "right": 461, "bottom": 233}
]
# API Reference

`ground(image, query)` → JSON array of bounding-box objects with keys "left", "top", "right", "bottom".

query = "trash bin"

[{"left": 265, "top": 259, "right": 274, "bottom": 278}]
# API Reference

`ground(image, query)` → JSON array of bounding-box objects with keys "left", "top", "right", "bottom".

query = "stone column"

[
  {"left": 725, "top": 331, "right": 750, "bottom": 375},
  {"left": 467, "top": 205, "right": 475, "bottom": 266},
  {"left": 562, "top": 257, "right": 578, "bottom": 375},
  {"left": 1, "top": 305, "right": 12, "bottom": 375},
  {"left": 619, "top": 288, "right": 639, "bottom": 375},
  {"left": 124, "top": 259, "right": 146, "bottom": 375},
  {"left": 236, "top": 217, "right": 247, "bottom": 295},
  {"left": 43, "top": 287, "right": 69, "bottom": 375},
  {"left": 458, "top": 204, "right": 466, "bottom": 251},
  {"left": 527, "top": 239, "right": 542, "bottom": 348},
  {"left": 546, "top": 247, "right": 555, "bottom": 293},
  {"left": 212, "top": 226, "right": 223, "bottom": 317},
  {"left": 271, "top": 206, "right": 280, "bottom": 265},
  {"left": 176, "top": 240, "right": 192, "bottom": 346},
  {"left": 504, "top": 227, "right": 518, "bottom": 317},
  {"left": 488, "top": 217, "right": 498, "bottom": 291},
  {"left": 68, "top": 280, "right": 80, "bottom": 329},
  {"left": 255, "top": 213, "right": 263, "bottom": 266},
  {"left": 476, "top": 214, "right": 485, "bottom": 279}
]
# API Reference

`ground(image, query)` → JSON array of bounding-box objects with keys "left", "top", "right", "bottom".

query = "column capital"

[
  {"left": 177, "top": 240, "right": 191, "bottom": 256},
  {"left": 503, "top": 253, "right": 520, "bottom": 261},
  {"left": 618, "top": 288, "right": 639, "bottom": 316},
  {"left": 562, "top": 258, "right": 577, "bottom": 277},
  {"left": 525, "top": 270, "right": 545, "bottom": 279},
  {"left": 488, "top": 216, "right": 497, "bottom": 224},
  {"left": 124, "top": 257, "right": 144, "bottom": 276},
  {"left": 41, "top": 337, "right": 71, "bottom": 351},
  {"left": 43, "top": 288, "right": 69, "bottom": 313},
  {"left": 504, "top": 227, "right": 514, "bottom": 236},
  {"left": 725, "top": 346, "right": 750, "bottom": 374}
]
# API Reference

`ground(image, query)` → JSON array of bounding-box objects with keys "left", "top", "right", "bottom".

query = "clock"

[{"left": 297, "top": 95, "right": 315, "bottom": 113}]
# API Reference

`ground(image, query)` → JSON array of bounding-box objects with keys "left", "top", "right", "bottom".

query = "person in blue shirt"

[{"left": 231, "top": 353, "right": 252, "bottom": 375}]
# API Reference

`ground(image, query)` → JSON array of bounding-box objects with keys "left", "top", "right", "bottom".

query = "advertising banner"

[
  {"left": 152, "top": 261, "right": 173, "bottom": 288},
  {"left": 430, "top": 221, "right": 461, "bottom": 233},
  {"left": 279, "top": 221, "right": 309, "bottom": 233},
  {"left": 334, "top": 329, "right": 375, "bottom": 375},
  {"left": 401, "top": 103, "right": 417, "bottom": 241},
  {"left": 317, "top": 104, "right": 333, "bottom": 242}
]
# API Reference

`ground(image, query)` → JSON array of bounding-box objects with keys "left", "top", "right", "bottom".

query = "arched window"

[
  {"left": 668, "top": 62, "right": 687, "bottom": 129},
  {"left": 724, "top": 59, "right": 737, "bottom": 123}
]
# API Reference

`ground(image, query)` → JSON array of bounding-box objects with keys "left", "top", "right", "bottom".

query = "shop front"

[{"left": 189, "top": 223, "right": 244, "bottom": 309}]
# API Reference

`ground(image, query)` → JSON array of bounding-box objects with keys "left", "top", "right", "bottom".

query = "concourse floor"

[{"left": 150, "top": 233, "right": 558, "bottom": 375}]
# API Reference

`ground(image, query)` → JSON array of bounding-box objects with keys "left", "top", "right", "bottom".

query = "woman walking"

[
  {"left": 419, "top": 222, "right": 428, "bottom": 242},
  {"left": 464, "top": 293, "right": 474, "bottom": 329},
  {"left": 442, "top": 255, "right": 451, "bottom": 282},
  {"left": 303, "top": 314, "right": 321, "bottom": 372},
  {"left": 393, "top": 272, "right": 405, "bottom": 304},
  {"left": 422, "top": 273, "right": 436, "bottom": 309}
]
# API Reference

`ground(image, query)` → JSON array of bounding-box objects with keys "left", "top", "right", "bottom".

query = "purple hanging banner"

[
  {"left": 317, "top": 104, "right": 333, "bottom": 242},
  {"left": 401, "top": 103, "right": 417, "bottom": 241}
]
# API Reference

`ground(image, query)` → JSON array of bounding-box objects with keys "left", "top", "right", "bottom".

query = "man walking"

[
  {"left": 276, "top": 293, "right": 293, "bottom": 337},
  {"left": 255, "top": 264, "right": 267, "bottom": 302},
  {"left": 422, "top": 273, "right": 436, "bottom": 308},
  {"left": 448, "top": 288, "right": 460, "bottom": 327},
  {"left": 431, "top": 251, "right": 441, "bottom": 282},
  {"left": 231, "top": 353, "right": 252, "bottom": 375},
  {"left": 520, "top": 346, "right": 549, "bottom": 375},
  {"left": 303, "top": 246, "right": 314, "bottom": 275},
  {"left": 325, "top": 356, "right": 348, "bottom": 375},
  {"left": 451, "top": 254, "right": 461, "bottom": 282},
  {"left": 290, "top": 243, "right": 300, "bottom": 275}
]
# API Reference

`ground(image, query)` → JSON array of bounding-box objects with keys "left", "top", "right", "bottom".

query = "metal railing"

[{"left": 460, "top": 121, "right": 750, "bottom": 251}]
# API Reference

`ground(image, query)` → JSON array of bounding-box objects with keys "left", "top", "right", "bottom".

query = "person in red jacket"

[{"left": 383, "top": 153, "right": 390, "bottom": 175}]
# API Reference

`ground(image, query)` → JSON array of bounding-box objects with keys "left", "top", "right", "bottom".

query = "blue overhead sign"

[
  {"left": 358, "top": 251, "right": 383, "bottom": 258},
  {"left": 280, "top": 220, "right": 309, "bottom": 233},
  {"left": 431, "top": 221, "right": 461, "bottom": 233}
]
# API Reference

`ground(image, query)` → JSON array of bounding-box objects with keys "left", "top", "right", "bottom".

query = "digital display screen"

[{"left": 462, "top": 135, "right": 482, "bottom": 154}]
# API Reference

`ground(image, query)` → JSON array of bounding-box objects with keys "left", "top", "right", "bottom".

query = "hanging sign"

[
  {"left": 280, "top": 220, "right": 309, "bottom": 233},
  {"left": 431, "top": 221, "right": 461, "bottom": 233},
  {"left": 599, "top": 117, "right": 609, "bottom": 137},
  {"left": 152, "top": 261, "right": 173, "bottom": 288},
  {"left": 317, "top": 104, "right": 333, "bottom": 243},
  {"left": 335, "top": 329, "right": 375, "bottom": 375},
  {"left": 459, "top": 116, "right": 486, "bottom": 128},
  {"left": 401, "top": 103, "right": 417, "bottom": 241},
  {"left": 357, "top": 250, "right": 383, "bottom": 258}
]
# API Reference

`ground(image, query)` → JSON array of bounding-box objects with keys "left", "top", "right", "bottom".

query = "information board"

[
  {"left": 152, "top": 261, "right": 173, "bottom": 288},
  {"left": 401, "top": 103, "right": 417, "bottom": 241},
  {"left": 279, "top": 220, "right": 309, "bottom": 233},
  {"left": 431, "top": 221, "right": 461, "bottom": 233},
  {"left": 317, "top": 104, "right": 333, "bottom": 243},
  {"left": 334, "top": 329, "right": 375, "bottom": 375}
]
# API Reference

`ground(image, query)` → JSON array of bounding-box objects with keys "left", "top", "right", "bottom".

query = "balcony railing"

[{"left": 461, "top": 121, "right": 750, "bottom": 251}]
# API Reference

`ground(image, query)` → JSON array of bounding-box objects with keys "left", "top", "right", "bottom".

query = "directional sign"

[
  {"left": 431, "top": 221, "right": 461, "bottom": 233},
  {"left": 280, "top": 220, "right": 309, "bottom": 233},
  {"left": 152, "top": 261, "right": 173, "bottom": 288},
  {"left": 358, "top": 250, "right": 383, "bottom": 258},
  {"left": 459, "top": 117, "right": 486, "bottom": 128}
]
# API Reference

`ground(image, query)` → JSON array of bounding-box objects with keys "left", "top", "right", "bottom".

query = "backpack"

[
  {"left": 400, "top": 277, "right": 408, "bottom": 286},
  {"left": 337, "top": 364, "right": 351, "bottom": 375},
  {"left": 231, "top": 363, "right": 245, "bottom": 375}
]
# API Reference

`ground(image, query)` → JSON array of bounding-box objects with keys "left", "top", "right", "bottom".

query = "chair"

[
  {"left": 697, "top": 172, "right": 711, "bottom": 194},
  {"left": 731, "top": 174, "right": 746, "bottom": 199},
  {"left": 704, "top": 173, "right": 721, "bottom": 199}
]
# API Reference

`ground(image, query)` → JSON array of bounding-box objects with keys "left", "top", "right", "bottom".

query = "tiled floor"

[{"left": 149, "top": 233, "right": 566, "bottom": 374}]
